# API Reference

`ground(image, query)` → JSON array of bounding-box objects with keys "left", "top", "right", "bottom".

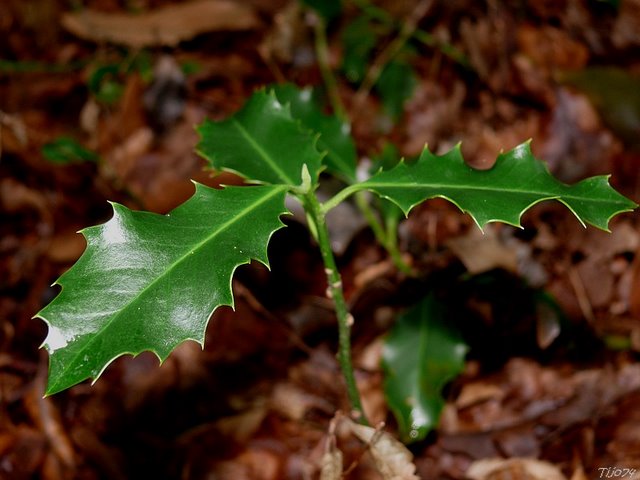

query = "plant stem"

[
  {"left": 321, "top": 184, "right": 363, "bottom": 214},
  {"left": 354, "top": 191, "right": 388, "bottom": 245},
  {"left": 304, "top": 192, "right": 368, "bottom": 424},
  {"left": 354, "top": 192, "right": 414, "bottom": 275},
  {"left": 312, "top": 14, "right": 348, "bottom": 123}
]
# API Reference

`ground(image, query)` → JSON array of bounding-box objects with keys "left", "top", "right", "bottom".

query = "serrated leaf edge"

[
  {"left": 196, "top": 90, "right": 327, "bottom": 187},
  {"left": 269, "top": 83, "right": 355, "bottom": 182},
  {"left": 363, "top": 142, "right": 637, "bottom": 231},
  {"left": 35, "top": 183, "right": 289, "bottom": 395}
]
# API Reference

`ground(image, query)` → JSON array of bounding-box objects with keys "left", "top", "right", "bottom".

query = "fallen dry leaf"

[
  {"left": 61, "top": 0, "right": 259, "bottom": 48},
  {"left": 349, "top": 421, "right": 419, "bottom": 480},
  {"left": 466, "top": 457, "right": 567, "bottom": 480},
  {"left": 320, "top": 425, "right": 343, "bottom": 480},
  {"left": 446, "top": 226, "right": 517, "bottom": 274}
]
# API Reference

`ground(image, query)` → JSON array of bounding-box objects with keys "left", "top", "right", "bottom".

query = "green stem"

[
  {"left": 321, "top": 184, "right": 363, "bottom": 214},
  {"left": 312, "top": 14, "right": 348, "bottom": 123},
  {"left": 304, "top": 192, "right": 368, "bottom": 424},
  {"left": 355, "top": 191, "right": 388, "bottom": 245},
  {"left": 384, "top": 212, "right": 413, "bottom": 275},
  {"left": 355, "top": 192, "right": 414, "bottom": 275}
]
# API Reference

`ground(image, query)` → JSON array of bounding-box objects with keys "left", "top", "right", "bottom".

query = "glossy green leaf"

[
  {"left": 360, "top": 142, "right": 637, "bottom": 231},
  {"left": 36, "top": 184, "right": 289, "bottom": 395},
  {"left": 197, "top": 90, "right": 323, "bottom": 187},
  {"left": 382, "top": 294, "right": 468, "bottom": 443},
  {"left": 271, "top": 83, "right": 357, "bottom": 182}
]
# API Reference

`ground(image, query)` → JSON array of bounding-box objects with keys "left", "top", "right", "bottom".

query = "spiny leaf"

[
  {"left": 271, "top": 83, "right": 357, "bottom": 182},
  {"left": 197, "top": 90, "right": 323, "bottom": 187},
  {"left": 382, "top": 294, "right": 468, "bottom": 444},
  {"left": 36, "top": 184, "right": 289, "bottom": 395},
  {"left": 361, "top": 142, "right": 637, "bottom": 230}
]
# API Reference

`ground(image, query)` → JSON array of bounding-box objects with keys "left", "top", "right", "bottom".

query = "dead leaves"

[
  {"left": 349, "top": 421, "right": 419, "bottom": 480},
  {"left": 320, "top": 414, "right": 419, "bottom": 480},
  {"left": 467, "top": 458, "right": 567, "bottom": 480},
  {"left": 61, "top": 0, "right": 259, "bottom": 48}
]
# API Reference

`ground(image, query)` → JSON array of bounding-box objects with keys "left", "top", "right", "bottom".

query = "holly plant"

[{"left": 36, "top": 85, "right": 637, "bottom": 439}]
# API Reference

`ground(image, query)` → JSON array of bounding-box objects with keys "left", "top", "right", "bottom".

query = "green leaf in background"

[
  {"left": 558, "top": 67, "right": 640, "bottom": 149},
  {"left": 271, "top": 83, "right": 357, "bottom": 182},
  {"left": 42, "top": 137, "right": 99, "bottom": 164},
  {"left": 360, "top": 142, "right": 637, "bottom": 230},
  {"left": 341, "top": 16, "right": 378, "bottom": 84},
  {"left": 382, "top": 293, "right": 468, "bottom": 443},
  {"left": 375, "top": 58, "right": 418, "bottom": 119},
  {"left": 197, "top": 91, "right": 324, "bottom": 187},
  {"left": 88, "top": 64, "right": 124, "bottom": 105},
  {"left": 299, "top": 0, "right": 342, "bottom": 20},
  {"left": 36, "top": 184, "right": 289, "bottom": 395}
]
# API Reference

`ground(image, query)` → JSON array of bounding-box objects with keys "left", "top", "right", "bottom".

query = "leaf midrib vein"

[
  {"left": 364, "top": 181, "right": 618, "bottom": 203},
  {"left": 231, "top": 118, "right": 294, "bottom": 185}
]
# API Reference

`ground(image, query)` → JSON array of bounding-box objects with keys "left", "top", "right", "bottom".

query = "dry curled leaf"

[
  {"left": 320, "top": 432, "right": 343, "bottom": 480},
  {"left": 349, "top": 420, "right": 419, "bottom": 480},
  {"left": 466, "top": 458, "right": 567, "bottom": 480},
  {"left": 61, "top": 0, "right": 259, "bottom": 48},
  {"left": 446, "top": 226, "right": 517, "bottom": 274}
]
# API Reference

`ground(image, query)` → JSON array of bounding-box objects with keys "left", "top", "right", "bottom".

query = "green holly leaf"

[
  {"left": 36, "top": 184, "right": 289, "bottom": 395},
  {"left": 383, "top": 294, "right": 468, "bottom": 443},
  {"left": 197, "top": 90, "right": 323, "bottom": 187},
  {"left": 360, "top": 142, "right": 637, "bottom": 230},
  {"left": 271, "top": 83, "right": 357, "bottom": 182}
]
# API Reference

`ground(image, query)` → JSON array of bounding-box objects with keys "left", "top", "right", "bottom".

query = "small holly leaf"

[
  {"left": 382, "top": 294, "right": 468, "bottom": 443},
  {"left": 271, "top": 83, "right": 357, "bottom": 182},
  {"left": 197, "top": 90, "right": 323, "bottom": 187},
  {"left": 36, "top": 184, "right": 289, "bottom": 395},
  {"left": 361, "top": 142, "right": 637, "bottom": 231}
]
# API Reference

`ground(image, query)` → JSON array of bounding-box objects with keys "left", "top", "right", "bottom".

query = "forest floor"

[{"left": 1, "top": 0, "right": 640, "bottom": 479}]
